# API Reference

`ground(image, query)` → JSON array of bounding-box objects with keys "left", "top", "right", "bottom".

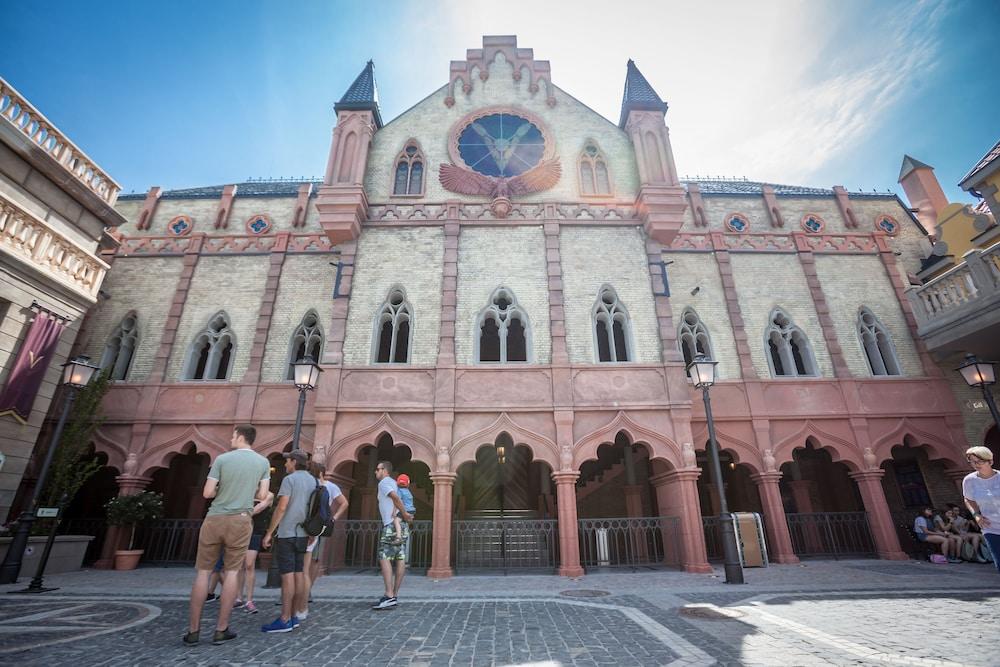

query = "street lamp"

[
  {"left": 687, "top": 353, "right": 745, "bottom": 585},
  {"left": 0, "top": 356, "right": 99, "bottom": 585},
  {"left": 957, "top": 354, "right": 1000, "bottom": 428}
]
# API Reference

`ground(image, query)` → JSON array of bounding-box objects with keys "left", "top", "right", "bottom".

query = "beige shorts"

[{"left": 195, "top": 513, "right": 252, "bottom": 571}]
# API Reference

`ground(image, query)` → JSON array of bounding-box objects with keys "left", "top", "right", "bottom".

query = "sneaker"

[
  {"left": 372, "top": 595, "right": 392, "bottom": 610},
  {"left": 232, "top": 599, "right": 245, "bottom": 609},
  {"left": 261, "top": 617, "right": 295, "bottom": 633},
  {"left": 212, "top": 628, "right": 237, "bottom": 645},
  {"left": 291, "top": 615, "right": 301, "bottom": 628},
  {"left": 947, "top": 557, "right": 962, "bottom": 563},
  {"left": 244, "top": 601, "right": 259, "bottom": 614},
  {"left": 205, "top": 593, "right": 219, "bottom": 603},
  {"left": 387, "top": 596, "right": 398, "bottom": 607},
  {"left": 182, "top": 631, "right": 199, "bottom": 646},
  {"left": 296, "top": 609, "right": 308, "bottom": 621}
]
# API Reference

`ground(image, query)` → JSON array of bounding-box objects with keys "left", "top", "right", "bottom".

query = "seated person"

[
  {"left": 391, "top": 474, "right": 416, "bottom": 547},
  {"left": 946, "top": 503, "right": 986, "bottom": 563},
  {"left": 914, "top": 507, "right": 962, "bottom": 563}
]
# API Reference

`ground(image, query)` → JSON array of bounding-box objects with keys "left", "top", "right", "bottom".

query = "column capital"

[
  {"left": 848, "top": 469, "right": 885, "bottom": 482},
  {"left": 115, "top": 475, "right": 153, "bottom": 494},
  {"left": 750, "top": 471, "right": 783, "bottom": 485},
  {"left": 650, "top": 468, "right": 701, "bottom": 486},
  {"left": 551, "top": 470, "right": 580, "bottom": 484},
  {"left": 429, "top": 472, "right": 458, "bottom": 485}
]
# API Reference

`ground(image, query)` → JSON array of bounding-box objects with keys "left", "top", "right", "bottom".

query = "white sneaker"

[{"left": 296, "top": 609, "right": 308, "bottom": 620}]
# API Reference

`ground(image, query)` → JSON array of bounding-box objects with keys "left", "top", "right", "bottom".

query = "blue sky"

[{"left": 3, "top": 0, "right": 997, "bottom": 203}]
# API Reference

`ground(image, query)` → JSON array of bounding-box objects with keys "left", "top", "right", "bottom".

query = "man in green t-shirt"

[{"left": 184, "top": 424, "right": 269, "bottom": 647}]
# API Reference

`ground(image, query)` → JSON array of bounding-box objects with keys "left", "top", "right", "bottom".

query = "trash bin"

[
  {"left": 595, "top": 527, "right": 610, "bottom": 566},
  {"left": 733, "top": 512, "right": 768, "bottom": 567}
]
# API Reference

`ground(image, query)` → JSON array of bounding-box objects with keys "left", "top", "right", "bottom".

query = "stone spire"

[
  {"left": 898, "top": 154, "right": 933, "bottom": 182},
  {"left": 619, "top": 59, "right": 668, "bottom": 129},
  {"left": 898, "top": 154, "right": 948, "bottom": 237},
  {"left": 335, "top": 60, "right": 382, "bottom": 129}
]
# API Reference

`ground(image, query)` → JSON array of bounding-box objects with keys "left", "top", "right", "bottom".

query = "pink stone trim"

[
  {"left": 292, "top": 183, "right": 313, "bottom": 228},
  {"left": 214, "top": 184, "right": 237, "bottom": 230},
  {"left": 136, "top": 186, "right": 161, "bottom": 231},
  {"left": 447, "top": 36, "right": 555, "bottom": 107},
  {"left": 832, "top": 186, "right": 860, "bottom": 229},
  {"left": 762, "top": 185, "right": 784, "bottom": 228},
  {"left": 686, "top": 183, "right": 708, "bottom": 227}
]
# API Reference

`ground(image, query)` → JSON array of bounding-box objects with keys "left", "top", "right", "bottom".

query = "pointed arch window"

[
  {"left": 100, "top": 313, "right": 138, "bottom": 381},
  {"left": 593, "top": 286, "right": 632, "bottom": 362},
  {"left": 288, "top": 310, "right": 324, "bottom": 378},
  {"left": 373, "top": 288, "right": 412, "bottom": 363},
  {"left": 678, "top": 308, "right": 712, "bottom": 374},
  {"left": 393, "top": 141, "right": 425, "bottom": 196},
  {"left": 579, "top": 142, "right": 612, "bottom": 196},
  {"left": 765, "top": 308, "right": 817, "bottom": 377},
  {"left": 183, "top": 312, "right": 235, "bottom": 380},
  {"left": 858, "top": 307, "right": 901, "bottom": 376},
  {"left": 476, "top": 287, "right": 531, "bottom": 363}
]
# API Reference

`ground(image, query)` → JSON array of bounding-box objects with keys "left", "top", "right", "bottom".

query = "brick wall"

[{"left": 559, "top": 226, "right": 660, "bottom": 364}]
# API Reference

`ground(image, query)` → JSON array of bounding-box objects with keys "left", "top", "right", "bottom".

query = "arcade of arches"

[{"left": 66, "top": 423, "right": 978, "bottom": 576}]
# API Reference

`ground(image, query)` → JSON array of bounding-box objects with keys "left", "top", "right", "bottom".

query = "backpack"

[{"left": 301, "top": 479, "right": 333, "bottom": 537}]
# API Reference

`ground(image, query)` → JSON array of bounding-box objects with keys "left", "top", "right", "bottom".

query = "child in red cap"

[{"left": 392, "top": 474, "right": 416, "bottom": 546}]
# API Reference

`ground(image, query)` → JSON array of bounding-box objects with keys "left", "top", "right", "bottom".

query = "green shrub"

[{"left": 105, "top": 491, "right": 163, "bottom": 549}]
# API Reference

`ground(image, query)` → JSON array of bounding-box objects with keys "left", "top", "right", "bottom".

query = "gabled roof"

[
  {"left": 335, "top": 60, "right": 383, "bottom": 129},
  {"left": 118, "top": 179, "right": 321, "bottom": 201},
  {"left": 619, "top": 59, "right": 668, "bottom": 129},
  {"left": 898, "top": 154, "right": 934, "bottom": 182},
  {"left": 960, "top": 138, "right": 1000, "bottom": 189},
  {"left": 681, "top": 179, "right": 893, "bottom": 198}
]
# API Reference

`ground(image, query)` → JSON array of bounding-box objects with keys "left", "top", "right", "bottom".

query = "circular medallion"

[
  {"left": 246, "top": 214, "right": 272, "bottom": 235},
  {"left": 726, "top": 213, "right": 750, "bottom": 233},
  {"left": 800, "top": 214, "right": 825, "bottom": 234},
  {"left": 167, "top": 215, "right": 193, "bottom": 236},
  {"left": 449, "top": 107, "right": 554, "bottom": 178},
  {"left": 875, "top": 215, "right": 899, "bottom": 236}
]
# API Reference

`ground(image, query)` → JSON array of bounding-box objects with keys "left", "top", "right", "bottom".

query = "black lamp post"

[
  {"left": 687, "top": 353, "right": 745, "bottom": 585},
  {"left": 0, "top": 356, "right": 99, "bottom": 585},
  {"left": 957, "top": 354, "right": 1000, "bottom": 429},
  {"left": 264, "top": 356, "right": 322, "bottom": 589}
]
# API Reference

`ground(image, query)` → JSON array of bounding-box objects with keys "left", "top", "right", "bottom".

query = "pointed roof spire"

[
  {"left": 335, "top": 60, "right": 382, "bottom": 129},
  {"left": 619, "top": 59, "right": 668, "bottom": 129},
  {"left": 898, "top": 154, "right": 933, "bottom": 182}
]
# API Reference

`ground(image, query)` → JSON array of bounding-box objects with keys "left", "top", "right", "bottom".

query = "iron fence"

[
  {"left": 452, "top": 518, "right": 559, "bottom": 571},
  {"left": 140, "top": 519, "right": 202, "bottom": 564},
  {"left": 578, "top": 516, "right": 680, "bottom": 569},
  {"left": 57, "top": 518, "right": 107, "bottom": 564},
  {"left": 702, "top": 516, "right": 723, "bottom": 561},
  {"left": 337, "top": 520, "right": 432, "bottom": 570},
  {"left": 786, "top": 511, "right": 876, "bottom": 558}
]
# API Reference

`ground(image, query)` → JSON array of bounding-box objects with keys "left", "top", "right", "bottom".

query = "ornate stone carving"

[
  {"left": 763, "top": 448, "right": 776, "bottom": 472},
  {"left": 682, "top": 441, "right": 696, "bottom": 468}
]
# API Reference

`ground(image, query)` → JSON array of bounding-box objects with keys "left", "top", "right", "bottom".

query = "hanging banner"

[{"left": 0, "top": 311, "right": 66, "bottom": 424}]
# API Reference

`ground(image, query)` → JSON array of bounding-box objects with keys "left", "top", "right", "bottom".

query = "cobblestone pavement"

[{"left": 0, "top": 560, "right": 997, "bottom": 666}]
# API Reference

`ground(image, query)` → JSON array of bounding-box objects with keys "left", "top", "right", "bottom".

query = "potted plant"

[{"left": 105, "top": 491, "right": 163, "bottom": 570}]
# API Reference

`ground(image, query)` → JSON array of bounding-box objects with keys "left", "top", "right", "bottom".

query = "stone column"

[
  {"left": 849, "top": 470, "right": 907, "bottom": 560},
  {"left": 552, "top": 471, "right": 584, "bottom": 577},
  {"left": 427, "top": 472, "right": 456, "bottom": 579},
  {"left": 651, "top": 470, "right": 712, "bottom": 573},
  {"left": 750, "top": 472, "right": 799, "bottom": 564},
  {"left": 94, "top": 474, "right": 153, "bottom": 569}
]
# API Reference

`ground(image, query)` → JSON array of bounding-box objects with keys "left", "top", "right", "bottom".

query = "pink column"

[
  {"left": 750, "top": 472, "right": 799, "bottom": 564},
  {"left": 651, "top": 470, "right": 712, "bottom": 573},
  {"left": 94, "top": 474, "right": 152, "bottom": 569},
  {"left": 427, "top": 472, "right": 456, "bottom": 579},
  {"left": 552, "top": 471, "right": 584, "bottom": 577},
  {"left": 849, "top": 470, "right": 907, "bottom": 560}
]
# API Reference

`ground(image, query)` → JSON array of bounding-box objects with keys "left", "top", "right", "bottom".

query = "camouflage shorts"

[{"left": 377, "top": 523, "right": 409, "bottom": 562}]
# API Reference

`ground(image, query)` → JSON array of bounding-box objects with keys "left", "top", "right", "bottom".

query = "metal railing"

[
  {"left": 140, "top": 519, "right": 202, "bottom": 564},
  {"left": 451, "top": 518, "right": 559, "bottom": 571},
  {"left": 908, "top": 240, "right": 1000, "bottom": 327},
  {"left": 578, "top": 516, "right": 680, "bottom": 569},
  {"left": 338, "top": 520, "right": 432, "bottom": 570},
  {"left": 702, "top": 516, "right": 723, "bottom": 561},
  {"left": 786, "top": 511, "right": 876, "bottom": 558},
  {"left": 57, "top": 518, "right": 107, "bottom": 564}
]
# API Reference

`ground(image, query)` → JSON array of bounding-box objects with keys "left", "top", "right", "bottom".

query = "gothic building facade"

[{"left": 70, "top": 36, "right": 971, "bottom": 575}]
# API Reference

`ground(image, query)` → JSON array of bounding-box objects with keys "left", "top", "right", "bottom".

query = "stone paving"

[{"left": 0, "top": 560, "right": 997, "bottom": 666}]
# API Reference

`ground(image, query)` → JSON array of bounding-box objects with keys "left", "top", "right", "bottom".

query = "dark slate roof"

[
  {"left": 960, "top": 138, "right": 1000, "bottom": 188},
  {"left": 118, "top": 179, "right": 322, "bottom": 201},
  {"left": 619, "top": 59, "right": 668, "bottom": 129},
  {"left": 898, "top": 154, "right": 934, "bottom": 182},
  {"left": 682, "top": 179, "right": 894, "bottom": 198},
  {"left": 335, "top": 60, "right": 383, "bottom": 129}
]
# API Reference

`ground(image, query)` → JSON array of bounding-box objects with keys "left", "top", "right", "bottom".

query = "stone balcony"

[{"left": 906, "top": 239, "right": 1000, "bottom": 357}]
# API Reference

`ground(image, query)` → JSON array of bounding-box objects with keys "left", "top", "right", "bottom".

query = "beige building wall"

[
  {"left": 165, "top": 256, "right": 268, "bottom": 381},
  {"left": 698, "top": 196, "right": 772, "bottom": 234},
  {"left": 342, "top": 227, "right": 444, "bottom": 365},
  {"left": 228, "top": 197, "right": 298, "bottom": 234},
  {"left": 456, "top": 226, "right": 550, "bottom": 364},
  {"left": 729, "top": 253, "right": 833, "bottom": 378},
  {"left": 560, "top": 226, "right": 660, "bottom": 364}
]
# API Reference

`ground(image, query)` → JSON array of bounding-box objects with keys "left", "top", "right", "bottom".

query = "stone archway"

[
  {"left": 147, "top": 443, "right": 211, "bottom": 520},
  {"left": 878, "top": 436, "right": 966, "bottom": 528}
]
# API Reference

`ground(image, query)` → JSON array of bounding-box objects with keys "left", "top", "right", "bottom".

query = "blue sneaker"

[
  {"left": 261, "top": 617, "right": 295, "bottom": 633},
  {"left": 291, "top": 616, "right": 301, "bottom": 628}
]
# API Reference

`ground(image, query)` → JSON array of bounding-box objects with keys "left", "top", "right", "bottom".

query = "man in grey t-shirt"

[
  {"left": 261, "top": 450, "right": 316, "bottom": 632},
  {"left": 372, "top": 461, "right": 412, "bottom": 610}
]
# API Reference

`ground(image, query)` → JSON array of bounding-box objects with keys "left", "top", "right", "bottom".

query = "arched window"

[
  {"left": 183, "top": 312, "right": 235, "bottom": 380},
  {"left": 765, "top": 308, "right": 817, "bottom": 377},
  {"left": 593, "top": 285, "right": 632, "bottom": 362},
  {"left": 579, "top": 142, "right": 611, "bottom": 195},
  {"left": 373, "top": 287, "right": 412, "bottom": 363},
  {"left": 392, "top": 141, "right": 425, "bottom": 195},
  {"left": 476, "top": 287, "right": 531, "bottom": 363},
  {"left": 287, "top": 310, "right": 324, "bottom": 378},
  {"left": 99, "top": 312, "right": 138, "bottom": 381},
  {"left": 677, "top": 308, "right": 712, "bottom": 374},
  {"left": 857, "top": 307, "right": 901, "bottom": 376}
]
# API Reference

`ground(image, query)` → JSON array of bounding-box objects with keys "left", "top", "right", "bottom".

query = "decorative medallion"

[
  {"left": 875, "top": 215, "right": 899, "bottom": 236},
  {"left": 167, "top": 215, "right": 193, "bottom": 236},
  {"left": 439, "top": 107, "right": 561, "bottom": 218},
  {"left": 800, "top": 214, "right": 825, "bottom": 234},
  {"left": 726, "top": 213, "right": 750, "bottom": 233},
  {"left": 246, "top": 214, "right": 272, "bottom": 235}
]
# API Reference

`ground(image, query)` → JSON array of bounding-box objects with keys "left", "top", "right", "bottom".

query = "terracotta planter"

[{"left": 114, "top": 549, "right": 144, "bottom": 570}]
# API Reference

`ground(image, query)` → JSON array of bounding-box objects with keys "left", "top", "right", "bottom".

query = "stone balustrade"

[
  {"left": 0, "top": 77, "right": 120, "bottom": 206},
  {"left": 0, "top": 193, "right": 108, "bottom": 301}
]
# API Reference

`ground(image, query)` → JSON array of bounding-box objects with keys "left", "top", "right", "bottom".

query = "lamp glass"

[
  {"left": 687, "top": 354, "right": 718, "bottom": 389},
  {"left": 957, "top": 356, "right": 996, "bottom": 387},
  {"left": 62, "top": 356, "right": 98, "bottom": 388},
  {"left": 292, "top": 357, "right": 322, "bottom": 389}
]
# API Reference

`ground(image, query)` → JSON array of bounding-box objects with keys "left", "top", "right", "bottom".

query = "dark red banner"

[{"left": 0, "top": 311, "right": 66, "bottom": 424}]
